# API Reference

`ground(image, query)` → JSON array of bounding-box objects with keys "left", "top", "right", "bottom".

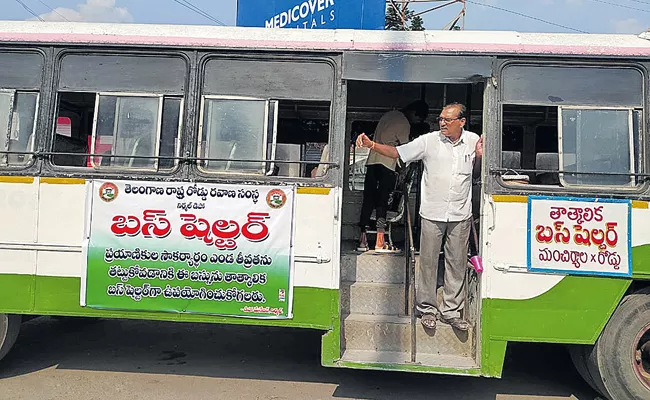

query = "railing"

[{"left": 402, "top": 162, "right": 421, "bottom": 364}]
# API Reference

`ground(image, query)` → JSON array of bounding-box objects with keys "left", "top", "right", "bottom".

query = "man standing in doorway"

[
  {"left": 355, "top": 103, "right": 482, "bottom": 331},
  {"left": 357, "top": 100, "right": 429, "bottom": 253}
]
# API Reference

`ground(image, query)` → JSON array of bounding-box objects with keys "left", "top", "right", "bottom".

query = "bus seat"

[
  {"left": 502, "top": 151, "right": 521, "bottom": 170},
  {"left": 275, "top": 143, "right": 302, "bottom": 177},
  {"left": 535, "top": 152, "right": 560, "bottom": 185}
]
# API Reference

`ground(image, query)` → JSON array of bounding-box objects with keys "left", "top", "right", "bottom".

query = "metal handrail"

[{"left": 403, "top": 169, "right": 418, "bottom": 364}]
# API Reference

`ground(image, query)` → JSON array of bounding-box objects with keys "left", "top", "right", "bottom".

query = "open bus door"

[{"left": 336, "top": 52, "right": 493, "bottom": 372}]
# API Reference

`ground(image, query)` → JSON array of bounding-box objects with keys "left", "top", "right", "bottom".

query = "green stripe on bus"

[
  {"left": 0, "top": 275, "right": 338, "bottom": 331},
  {"left": 481, "top": 276, "right": 630, "bottom": 377},
  {"left": 482, "top": 276, "right": 630, "bottom": 344}
]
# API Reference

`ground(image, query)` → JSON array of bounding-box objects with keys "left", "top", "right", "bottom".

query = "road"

[{"left": 0, "top": 316, "right": 600, "bottom": 400}]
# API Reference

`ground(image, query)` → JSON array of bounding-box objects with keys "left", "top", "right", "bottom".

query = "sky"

[{"left": 2, "top": 0, "right": 649, "bottom": 35}]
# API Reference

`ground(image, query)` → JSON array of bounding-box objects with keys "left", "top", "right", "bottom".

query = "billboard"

[{"left": 236, "top": 0, "right": 387, "bottom": 30}]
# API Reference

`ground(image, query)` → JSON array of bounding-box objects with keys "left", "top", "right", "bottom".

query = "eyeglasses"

[{"left": 437, "top": 117, "right": 462, "bottom": 123}]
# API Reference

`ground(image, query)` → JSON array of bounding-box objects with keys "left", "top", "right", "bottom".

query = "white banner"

[
  {"left": 84, "top": 180, "right": 296, "bottom": 319},
  {"left": 527, "top": 196, "right": 631, "bottom": 277}
]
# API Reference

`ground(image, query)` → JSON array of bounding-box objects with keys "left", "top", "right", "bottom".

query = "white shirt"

[
  {"left": 366, "top": 110, "right": 410, "bottom": 171},
  {"left": 397, "top": 129, "right": 479, "bottom": 222}
]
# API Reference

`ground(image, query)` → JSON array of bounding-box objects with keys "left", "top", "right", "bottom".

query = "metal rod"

[
  {"left": 404, "top": 195, "right": 411, "bottom": 316},
  {"left": 491, "top": 167, "right": 650, "bottom": 177},
  {"left": 0, "top": 150, "right": 339, "bottom": 166},
  {"left": 404, "top": 179, "right": 417, "bottom": 363}
]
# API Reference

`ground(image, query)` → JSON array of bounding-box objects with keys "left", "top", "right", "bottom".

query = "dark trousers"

[{"left": 359, "top": 164, "right": 397, "bottom": 233}]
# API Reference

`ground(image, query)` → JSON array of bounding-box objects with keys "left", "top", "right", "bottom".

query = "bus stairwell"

[{"left": 339, "top": 89, "right": 481, "bottom": 370}]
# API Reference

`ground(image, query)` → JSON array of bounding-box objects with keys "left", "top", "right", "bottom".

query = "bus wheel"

[
  {"left": 0, "top": 314, "right": 21, "bottom": 363},
  {"left": 587, "top": 291, "right": 650, "bottom": 400}
]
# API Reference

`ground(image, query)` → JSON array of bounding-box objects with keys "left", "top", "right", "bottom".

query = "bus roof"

[{"left": 1, "top": 21, "right": 650, "bottom": 58}]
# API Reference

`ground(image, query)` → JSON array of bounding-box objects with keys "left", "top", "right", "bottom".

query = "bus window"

[
  {"left": 276, "top": 100, "right": 330, "bottom": 178},
  {"left": 0, "top": 51, "right": 43, "bottom": 168},
  {"left": 200, "top": 58, "right": 334, "bottom": 178},
  {"left": 199, "top": 97, "right": 267, "bottom": 174},
  {"left": 93, "top": 95, "right": 161, "bottom": 169},
  {"left": 560, "top": 108, "right": 639, "bottom": 187},
  {"left": 0, "top": 91, "right": 38, "bottom": 167},
  {"left": 51, "top": 53, "right": 186, "bottom": 171},
  {"left": 500, "top": 64, "right": 643, "bottom": 188},
  {"left": 53, "top": 93, "right": 182, "bottom": 170}
]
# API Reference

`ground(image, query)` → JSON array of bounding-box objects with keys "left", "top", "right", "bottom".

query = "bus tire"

[
  {"left": 0, "top": 314, "right": 21, "bottom": 363},
  {"left": 587, "top": 291, "right": 650, "bottom": 400}
]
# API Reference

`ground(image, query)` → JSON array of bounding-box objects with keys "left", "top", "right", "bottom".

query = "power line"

[
  {"left": 171, "top": 0, "right": 226, "bottom": 26},
  {"left": 588, "top": 0, "right": 650, "bottom": 13},
  {"left": 466, "top": 0, "right": 589, "bottom": 33},
  {"left": 33, "top": 0, "right": 70, "bottom": 21},
  {"left": 627, "top": 0, "right": 650, "bottom": 5},
  {"left": 13, "top": 0, "right": 44, "bottom": 21}
]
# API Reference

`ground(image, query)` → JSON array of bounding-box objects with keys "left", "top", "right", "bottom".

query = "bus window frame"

[
  {"left": 0, "top": 89, "right": 16, "bottom": 166},
  {"left": 194, "top": 52, "right": 339, "bottom": 185},
  {"left": 266, "top": 99, "right": 279, "bottom": 177},
  {"left": 557, "top": 106, "right": 637, "bottom": 189},
  {"left": 89, "top": 91, "right": 165, "bottom": 172},
  {"left": 0, "top": 89, "right": 39, "bottom": 168},
  {"left": 45, "top": 48, "right": 190, "bottom": 178},
  {"left": 492, "top": 58, "right": 649, "bottom": 196},
  {"left": 196, "top": 94, "right": 272, "bottom": 177}
]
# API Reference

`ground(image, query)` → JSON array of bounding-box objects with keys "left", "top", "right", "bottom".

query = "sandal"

[
  {"left": 440, "top": 316, "right": 470, "bottom": 332},
  {"left": 374, "top": 244, "right": 402, "bottom": 254},
  {"left": 421, "top": 314, "right": 437, "bottom": 331}
]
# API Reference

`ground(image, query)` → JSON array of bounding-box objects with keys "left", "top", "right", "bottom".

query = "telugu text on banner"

[
  {"left": 527, "top": 196, "right": 631, "bottom": 277},
  {"left": 83, "top": 180, "right": 296, "bottom": 319}
]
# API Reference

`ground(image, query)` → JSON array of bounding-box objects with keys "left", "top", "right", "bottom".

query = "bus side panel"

[
  {"left": 480, "top": 197, "right": 633, "bottom": 376},
  {"left": 0, "top": 178, "right": 38, "bottom": 312},
  {"left": 0, "top": 179, "right": 340, "bottom": 333}
]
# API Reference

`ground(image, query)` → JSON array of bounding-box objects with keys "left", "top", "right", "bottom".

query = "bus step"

[
  {"left": 341, "top": 251, "right": 406, "bottom": 284},
  {"left": 341, "top": 282, "right": 405, "bottom": 316},
  {"left": 341, "top": 313, "right": 474, "bottom": 358},
  {"left": 339, "top": 349, "right": 477, "bottom": 370}
]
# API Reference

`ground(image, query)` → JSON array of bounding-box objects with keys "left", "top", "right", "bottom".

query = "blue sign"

[{"left": 236, "top": 0, "right": 386, "bottom": 30}]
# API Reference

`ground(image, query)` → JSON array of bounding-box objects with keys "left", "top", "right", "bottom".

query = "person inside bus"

[
  {"left": 355, "top": 102, "right": 483, "bottom": 332},
  {"left": 357, "top": 100, "right": 429, "bottom": 253}
]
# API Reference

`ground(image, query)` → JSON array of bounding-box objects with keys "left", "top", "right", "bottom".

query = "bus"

[{"left": 0, "top": 21, "right": 649, "bottom": 400}]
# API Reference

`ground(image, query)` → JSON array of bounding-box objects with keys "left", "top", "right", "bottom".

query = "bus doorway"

[{"left": 339, "top": 80, "right": 485, "bottom": 368}]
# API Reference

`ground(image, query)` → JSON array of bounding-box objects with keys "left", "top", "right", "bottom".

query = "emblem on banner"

[
  {"left": 266, "top": 189, "right": 287, "bottom": 209},
  {"left": 98, "top": 182, "right": 119, "bottom": 203}
]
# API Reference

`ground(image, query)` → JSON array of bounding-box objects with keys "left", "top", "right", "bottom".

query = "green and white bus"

[{"left": 1, "top": 21, "right": 650, "bottom": 400}]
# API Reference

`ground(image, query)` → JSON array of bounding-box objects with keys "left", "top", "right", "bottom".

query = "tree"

[
  {"left": 385, "top": 4, "right": 405, "bottom": 30},
  {"left": 385, "top": 3, "right": 425, "bottom": 31},
  {"left": 410, "top": 15, "right": 425, "bottom": 31}
]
